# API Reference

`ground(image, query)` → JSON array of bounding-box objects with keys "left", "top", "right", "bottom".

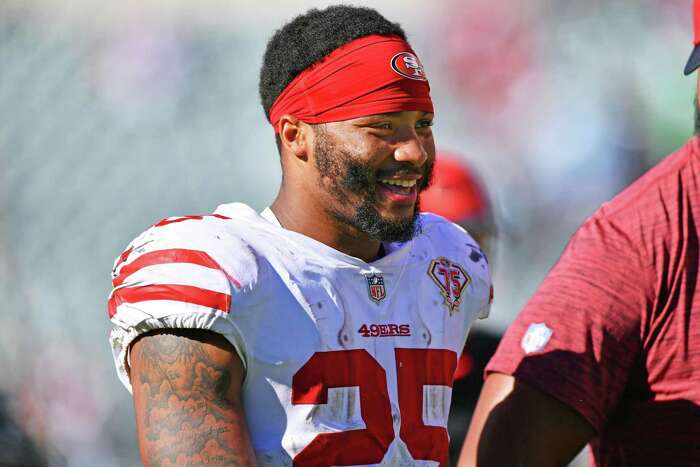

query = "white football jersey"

[{"left": 109, "top": 202, "right": 491, "bottom": 467}]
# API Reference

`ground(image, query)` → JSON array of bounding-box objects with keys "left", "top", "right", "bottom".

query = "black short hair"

[{"left": 259, "top": 5, "right": 406, "bottom": 119}]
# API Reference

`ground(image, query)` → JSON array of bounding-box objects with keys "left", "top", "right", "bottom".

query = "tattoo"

[{"left": 132, "top": 331, "right": 250, "bottom": 466}]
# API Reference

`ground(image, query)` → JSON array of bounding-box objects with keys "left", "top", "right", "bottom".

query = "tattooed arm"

[{"left": 130, "top": 329, "right": 257, "bottom": 467}]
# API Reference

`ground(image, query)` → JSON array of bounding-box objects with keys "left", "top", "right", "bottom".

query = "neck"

[{"left": 270, "top": 191, "right": 382, "bottom": 263}]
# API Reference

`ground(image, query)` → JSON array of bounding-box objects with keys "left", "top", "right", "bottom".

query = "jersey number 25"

[{"left": 292, "top": 348, "right": 456, "bottom": 467}]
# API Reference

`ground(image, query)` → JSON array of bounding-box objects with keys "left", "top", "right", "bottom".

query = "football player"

[{"left": 108, "top": 6, "right": 492, "bottom": 466}]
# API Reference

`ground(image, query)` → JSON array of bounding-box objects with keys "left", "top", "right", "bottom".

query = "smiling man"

[{"left": 107, "top": 5, "right": 492, "bottom": 466}]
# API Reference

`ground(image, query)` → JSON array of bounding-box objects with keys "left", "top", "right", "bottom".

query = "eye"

[
  {"left": 370, "top": 122, "right": 393, "bottom": 130},
  {"left": 416, "top": 118, "right": 434, "bottom": 129}
]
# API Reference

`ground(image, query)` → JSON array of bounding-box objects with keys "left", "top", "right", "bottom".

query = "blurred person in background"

[
  {"left": 419, "top": 152, "right": 501, "bottom": 465},
  {"left": 460, "top": 2, "right": 700, "bottom": 466},
  {"left": 107, "top": 5, "right": 492, "bottom": 466},
  {"left": 420, "top": 152, "right": 496, "bottom": 257},
  {"left": 0, "top": 393, "right": 47, "bottom": 467}
]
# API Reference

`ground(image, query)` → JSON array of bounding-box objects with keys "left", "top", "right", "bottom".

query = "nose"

[{"left": 393, "top": 134, "right": 428, "bottom": 166}]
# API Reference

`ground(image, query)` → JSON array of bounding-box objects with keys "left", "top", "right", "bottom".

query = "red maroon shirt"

[{"left": 487, "top": 138, "right": 700, "bottom": 466}]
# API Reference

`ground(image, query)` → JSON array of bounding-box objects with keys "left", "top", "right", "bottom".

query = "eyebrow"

[{"left": 366, "top": 111, "right": 434, "bottom": 118}]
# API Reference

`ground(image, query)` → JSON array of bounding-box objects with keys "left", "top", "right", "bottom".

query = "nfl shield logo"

[
  {"left": 365, "top": 273, "right": 386, "bottom": 303},
  {"left": 521, "top": 323, "right": 553, "bottom": 354}
]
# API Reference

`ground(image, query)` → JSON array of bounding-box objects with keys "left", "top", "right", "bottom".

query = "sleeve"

[
  {"left": 107, "top": 216, "right": 257, "bottom": 393},
  {"left": 485, "top": 213, "right": 647, "bottom": 431}
]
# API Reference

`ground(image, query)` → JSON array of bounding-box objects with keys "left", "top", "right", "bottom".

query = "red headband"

[{"left": 268, "top": 35, "right": 434, "bottom": 132}]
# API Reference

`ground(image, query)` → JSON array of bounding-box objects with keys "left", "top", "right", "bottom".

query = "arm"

[
  {"left": 458, "top": 373, "right": 594, "bottom": 467},
  {"left": 130, "top": 329, "right": 257, "bottom": 467}
]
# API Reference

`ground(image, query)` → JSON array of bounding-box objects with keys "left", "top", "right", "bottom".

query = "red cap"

[
  {"left": 685, "top": 0, "right": 700, "bottom": 75},
  {"left": 420, "top": 153, "right": 489, "bottom": 222}
]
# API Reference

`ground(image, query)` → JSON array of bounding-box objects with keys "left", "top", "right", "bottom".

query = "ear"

[{"left": 278, "top": 115, "right": 310, "bottom": 161}]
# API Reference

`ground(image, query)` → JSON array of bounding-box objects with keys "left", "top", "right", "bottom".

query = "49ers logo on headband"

[
  {"left": 390, "top": 52, "right": 427, "bottom": 81},
  {"left": 268, "top": 36, "right": 433, "bottom": 131}
]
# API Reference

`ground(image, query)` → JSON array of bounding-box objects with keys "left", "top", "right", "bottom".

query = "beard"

[{"left": 313, "top": 127, "right": 434, "bottom": 243}]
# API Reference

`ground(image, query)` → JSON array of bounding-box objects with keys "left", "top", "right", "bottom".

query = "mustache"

[{"left": 340, "top": 156, "right": 435, "bottom": 195}]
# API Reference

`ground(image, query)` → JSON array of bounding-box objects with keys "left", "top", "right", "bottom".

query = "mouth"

[{"left": 376, "top": 177, "right": 420, "bottom": 205}]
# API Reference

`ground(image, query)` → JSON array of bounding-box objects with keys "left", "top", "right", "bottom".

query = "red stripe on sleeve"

[
  {"left": 113, "top": 249, "right": 229, "bottom": 287},
  {"left": 120, "top": 246, "right": 134, "bottom": 263},
  {"left": 108, "top": 284, "right": 230, "bottom": 318}
]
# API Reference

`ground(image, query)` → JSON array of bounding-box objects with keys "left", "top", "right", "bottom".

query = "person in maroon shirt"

[{"left": 459, "top": 3, "right": 700, "bottom": 466}]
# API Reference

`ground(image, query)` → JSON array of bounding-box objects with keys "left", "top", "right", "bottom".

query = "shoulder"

[
  {"left": 418, "top": 212, "right": 476, "bottom": 243},
  {"left": 111, "top": 209, "right": 262, "bottom": 308},
  {"left": 130, "top": 213, "right": 239, "bottom": 251},
  {"left": 417, "top": 212, "right": 486, "bottom": 261},
  {"left": 569, "top": 139, "right": 699, "bottom": 262}
]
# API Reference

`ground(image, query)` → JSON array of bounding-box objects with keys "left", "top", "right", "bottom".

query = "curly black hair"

[{"left": 259, "top": 5, "right": 406, "bottom": 119}]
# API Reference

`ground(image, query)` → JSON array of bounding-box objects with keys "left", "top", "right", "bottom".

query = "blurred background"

[{"left": 0, "top": 0, "right": 694, "bottom": 465}]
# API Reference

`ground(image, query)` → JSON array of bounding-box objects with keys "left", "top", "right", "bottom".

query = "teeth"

[{"left": 379, "top": 179, "right": 417, "bottom": 188}]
